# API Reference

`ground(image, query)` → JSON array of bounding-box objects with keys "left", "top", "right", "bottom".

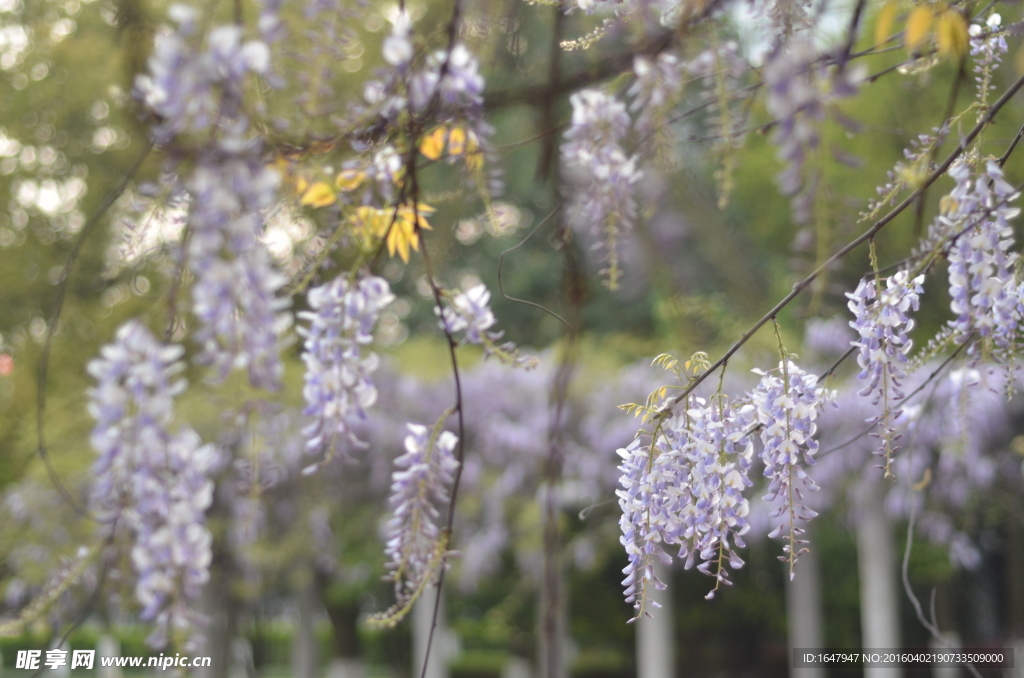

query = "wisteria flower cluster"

[
  {"left": 439, "top": 283, "right": 536, "bottom": 368},
  {"left": 847, "top": 270, "right": 924, "bottom": 474},
  {"left": 751, "top": 360, "right": 832, "bottom": 579},
  {"left": 763, "top": 40, "right": 861, "bottom": 222},
  {"left": 88, "top": 321, "right": 215, "bottom": 648},
  {"left": 866, "top": 124, "right": 949, "bottom": 222},
  {"left": 137, "top": 8, "right": 290, "bottom": 391},
  {"left": 371, "top": 423, "right": 460, "bottom": 627},
  {"left": 617, "top": 396, "right": 754, "bottom": 616},
  {"left": 561, "top": 89, "right": 641, "bottom": 288},
  {"left": 969, "top": 14, "right": 1008, "bottom": 112},
  {"left": 299, "top": 275, "right": 394, "bottom": 464},
  {"left": 364, "top": 13, "right": 490, "bottom": 152},
  {"left": 944, "top": 159, "right": 1023, "bottom": 349},
  {"left": 440, "top": 284, "right": 496, "bottom": 344},
  {"left": 134, "top": 7, "right": 270, "bottom": 145},
  {"left": 629, "top": 53, "right": 684, "bottom": 153}
]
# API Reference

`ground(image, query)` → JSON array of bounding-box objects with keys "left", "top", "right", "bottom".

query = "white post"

[
  {"left": 229, "top": 637, "right": 257, "bottom": 678},
  {"left": 501, "top": 657, "right": 533, "bottom": 678},
  {"left": 47, "top": 642, "right": 70, "bottom": 678},
  {"left": 413, "top": 592, "right": 455, "bottom": 678},
  {"left": 97, "top": 634, "right": 124, "bottom": 678},
  {"left": 856, "top": 485, "right": 903, "bottom": 678},
  {"left": 786, "top": 538, "right": 826, "bottom": 678},
  {"left": 637, "top": 561, "right": 674, "bottom": 678},
  {"left": 291, "top": 579, "right": 319, "bottom": 678}
]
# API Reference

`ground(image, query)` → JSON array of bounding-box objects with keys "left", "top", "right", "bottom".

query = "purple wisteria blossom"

[
  {"left": 970, "top": 14, "right": 1008, "bottom": 112},
  {"left": 562, "top": 89, "right": 640, "bottom": 288},
  {"left": 136, "top": 9, "right": 290, "bottom": 390},
  {"left": 374, "top": 423, "right": 459, "bottom": 626},
  {"left": 441, "top": 284, "right": 496, "bottom": 344},
  {"left": 617, "top": 397, "right": 754, "bottom": 616},
  {"left": 410, "top": 43, "right": 485, "bottom": 117},
  {"left": 847, "top": 270, "right": 924, "bottom": 474},
  {"left": 617, "top": 436, "right": 669, "bottom": 619},
  {"left": 945, "top": 159, "right": 1022, "bottom": 349},
  {"left": 763, "top": 41, "right": 861, "bottom": 222},
  {"left": 299, "top": 275, "right": 394, "bottom": 463},
  {"left": 629, "top": 53, "right": 683, "bottom": 147},
  {"left": 87, "top": 320, "right": 215, "bottom": 649},
  {"left": 134, "top": 9, "right": 270, "bottom": 145},
  {"left": 438, "top": 283, "right": 536, "bottom": 368},
  {"left": 750, "top": 360, "right": 832, "bottom": 578},
  {"left": 673, "top": 398, "right": 754, "bottom": 596}
]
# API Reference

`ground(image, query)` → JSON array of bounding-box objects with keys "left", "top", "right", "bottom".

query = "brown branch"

[{"left": 37, "top": 140, "right": 154, "bottom": 521}]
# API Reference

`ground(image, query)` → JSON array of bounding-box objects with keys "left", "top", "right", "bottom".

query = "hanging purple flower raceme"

[
  {"left": 847, "top": 269, "right": 924, "bottom": 475},
  {"left": 674, "top": 398, "right": 754, "bottom": 597},
  {"left": 441, "top": 284, "right": 496, "bottom": 344},
  {"left": 970, "top": 14, "right": 1008, "bottom": 113},
  {"left": 134, "top": 11, "right": 270, "bottom": 145},
  {"left": 87, "top": 321, "right": 215, "bottom": 649},
  {"left": 617, "top": 397, "right": 754, "bottom": 616},
  {"left": 616, "top": 435, "right": 671, "bottom": 620},
  {"left": 945, "top": 159, "right": 1022, "bottom": 348},
  {"left": 629, "top": 53, "right": 684, "bottom": 150},
  {"left": 136, "top": 9, "right": 289, "bottom": 391},
  {"left": 299, "top": 275, "right": 394, "bottom": 465},
  {"left": 561, "top": 89, "right": 641, "bottom": 289},
  {"left": 763, "top": 40, "right": 861, "bottom": 222},
  {"left": 439, "top": 283, "right": 537, "bottom": 368},
  {"left": 186, "top": 146, "right": 290, "bottom": 391},
  {"left": 370, "top": 423, "right": 459, "bottom": 628},
  {"left": 750, "top": 360, "right": 832, "bottom": 579}
]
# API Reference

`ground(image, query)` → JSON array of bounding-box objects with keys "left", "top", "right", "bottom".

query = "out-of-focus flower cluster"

[
  {"left": 970, "top": 14, "right": 1008, "bottom": 112},
  {"left": 299, "top": 275, "right": 394, "bottom": 465},
  {"left": 439, "top": 283, "right": 536, "bottom": 368},
  {"left": 562, "top": 89, "right": 640, "bottom": 288},
  {"left": 371, "top": 423, "right": 459, "bottom": 627},
  {"left": 88, "top": 321, "right": 215, "bottom": 649},
  {"left": 134, "top": 7, "right": 270, "bottom": 145},
  {"left": 764, "top": 40, "right": 861, "bottom": 222},
  {"left": 136, "top": 7, "right": 289, "bottom": 391}
]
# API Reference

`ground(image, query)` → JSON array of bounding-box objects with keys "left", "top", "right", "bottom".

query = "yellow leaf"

[
  {"left": 466, "top": 151, "right": 485, "bottom": 171},
  {"left": 300, "top": 181, "right": 336, "bottom": 208},
  {"left": 448, "top": 127, "right": 467, "bottom": 156},
  {"left": 936, "top": 10, "right": 968, "bottom": 59},
  {"left": 335, "top": 169, "right": 365, "bottom": 192},
  {"left": 387, "top": 218, "right": 418, "bottom": 263},
  {"left": 905, "top": 6, "right": 933, "bottom": 51},
  {"left": 420, "top": 126, "right": 448, "bottom": 161},
  {"left": 875, "top": 1, "right": 897, "bottom": 48},
  {"left": 295, "top": 176, "right": 309, "bottom": 195}
]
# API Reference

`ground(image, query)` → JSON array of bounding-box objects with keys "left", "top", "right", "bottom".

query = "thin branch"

[
  {"left": 37, "top": 140, "right": 154, "bottom": 520},
  {"left": 902, "top": 507, "right": 985, "bottom": 678},
  {"left": 497, "top": 199, "right": 572, "bottom": 328}
]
